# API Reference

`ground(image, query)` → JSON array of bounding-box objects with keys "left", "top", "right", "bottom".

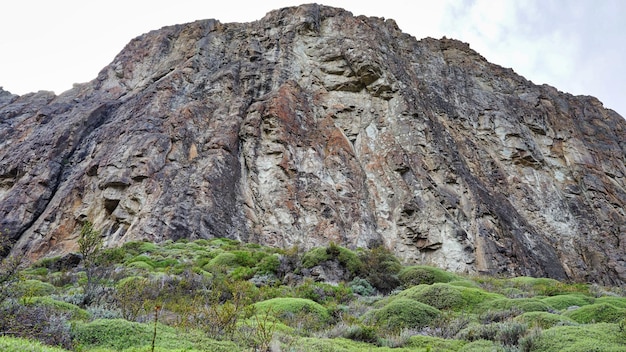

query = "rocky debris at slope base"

[{"left": 0, "top": 4, "right": 624, "bottom": 284}]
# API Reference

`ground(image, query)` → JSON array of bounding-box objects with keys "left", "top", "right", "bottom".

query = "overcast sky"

[{"left": 1, "top": 0, "right": 624, "bottom": 117}]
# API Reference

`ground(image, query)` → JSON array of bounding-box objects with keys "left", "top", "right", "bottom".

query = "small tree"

[{"left": 78, "top": 221, "right": 103, "bottom": 306}]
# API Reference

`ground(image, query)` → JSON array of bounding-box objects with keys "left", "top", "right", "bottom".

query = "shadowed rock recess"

[{"left": 0, "top": 5, "right": 624, "bottom": 284}]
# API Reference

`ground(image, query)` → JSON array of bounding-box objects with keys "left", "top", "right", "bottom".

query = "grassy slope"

[{"left": 3, "top": 238, "right": 625, "bottom": 352}]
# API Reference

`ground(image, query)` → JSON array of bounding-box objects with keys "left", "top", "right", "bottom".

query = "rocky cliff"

[{"left": 1, "top": 4, "right": 624, "bottom": 284}]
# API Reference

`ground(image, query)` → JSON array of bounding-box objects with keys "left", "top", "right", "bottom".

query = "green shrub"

[
  {"left": 127, "top": 255, "right": 156, "bottom": 268},
  {"left": 541, "top": 293, "right": 594, "bottom": 310},
  {"left": 14, "top": 279, "right": 56, "bottom": 298},
  {"left": 256, "top": 254, "right": 280, "bottom": 274},
  {"left": 398, "top": 265, "right": 461, "bottom": 287},
  {"left": 232, "top": 250, "right": 257, "bottom": 267},
  {"left": 254, "top": 297, "right": 330, "bottom": 324},
  {"left": 357, "top": 246, "right": 402, "bottom": 294},
  {"left": 507, "top": 276, "right": 588, "bottom": 296},
  {"left": 396, "top": 284, "right": 503, "bottom": 312},
  {"left": 295, "top": 281, "right": 352, "bottom": 304},
  {"left": 126, "top": 260, "right": 154, "bottom": 271},
  {"left": 72, "top": 319, "right": 238, "bottom": 351},
  {"left": 207, "top": 252, "right": 239, "bottom": 269},
  {"left": 97, "top": 247, "right": 127, "bottom": 265},
  {"left": 229, "top": 266, "right": 255, "bottom": 280},
  {"left": 27, "top": 297, "right": 90, "bottom": 320},
  {"left": 457, "top": 321, "right": 528, "bottom": 347},
  {"left": 458, "top": 339, "right": 506, "bottom": 352},
  {"left": 371, "top": 298, "right": 441, "bottom": 331},
  {"left": 407, "top": 335, "right": 467, "bottom": 351},
  {"left": 400, "top": 283, "right": 464, "bottom": 310},
  {"left": 514, "top": 311, "right": 576, "bottom": 329},
  {"left": 332, "top": 244, "right": 363, "bottom": 275},
  {"left": 527, "top": 323, "right": 626, "bottom": 351},
  {"left": 139, "top": 242, "right": 158, "bottom": 253},
  {"left": 0, "top": 336, "right": 70, "bottom": 352},
  {"left": 595, "top": 296, "right": 626, "bottom": 308},
  {"left": 208, "top": 237, "right": 241, "bottom": 249},
  {"left": 22, "top": 267, "right": 49, "bottom": 276},
  {"left": 342, "top": 324, "right": 378, "bottom": 343},
  {"left": 348, "top": 277, "right": 375, "bottom": 296},
  {"left": 563, "top": 303, "right": 626, "bottom": 323},
  {"left": 301, "top": 247, "right": 329, "bottom": 268},
  {"left": 478, "top": 298, "right": 551, "bottom": 313}
]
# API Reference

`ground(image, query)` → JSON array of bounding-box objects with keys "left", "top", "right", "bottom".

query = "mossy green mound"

[
  {"left": 406, "top": 335, "right": 467, "bottom": 351},
  {"left": 540, "top": 293, "right": 594, "bottom": 310},
  {"left": 254, "top": 297, "right": 330, "bottom": 323},
  {"left": 72, "top": 319, "right": 237, "bottom": 351},
  {"left": 563, "top": 303, "right": 626, "bottom": 323},
  {"left": 595, "top": 296, "right": 626, "bottom": 308},
  {"left": 13, "top": 279, "right": 56, "bottom": 297},
  {"left": 478, "top": 298, "right": 551, "bottom": 313},
  {"left": 527, "top": 323, "right": 626, "bottom": 351},
  {"left": 371, "top": 298, "right": 441, "bottom": 331},
  {"left": 395, "top": 283, "right": 463, "bottom": 310},
  {"left": 514, "top": 311, "right": 576, "bottom": 329},
  {"left": 395, "top": 283, "right": 504, "bottom": 312},
  {"left": 458, "top": 339, "right": 506, "bottom": 352},
  {"left": 0, "top": 336, "right": 70, "bottom": 352},
  {"left": 398, "top": 265, "right": 461, "bottom": 286}
]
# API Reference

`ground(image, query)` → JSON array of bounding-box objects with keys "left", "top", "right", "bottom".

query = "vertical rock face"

[{"left": 0, "top": 5, "right": 624, "bottom": 284}]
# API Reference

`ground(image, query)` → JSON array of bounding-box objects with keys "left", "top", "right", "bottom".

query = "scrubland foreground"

[{"left": 1, "top": 228, "right": 625, "bottom": 351}]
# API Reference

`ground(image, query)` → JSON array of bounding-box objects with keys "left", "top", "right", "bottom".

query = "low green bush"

[
  {"left": 398, "top": 265, "right": 461, "bottom": 286},
  {"left": 72, "top": 319, "right": 238, "bottom": 351},
  {"left": 254, "top": 297, "right": 330, "bottom": 324},
  {"left": 371, "top": 298, "right": 441, "bottom": 331},
  {"left": 540, "top": 293, "right": 594, "bottom": 310},
  {"left": 514, "top": 311, "right": 576, "bottom": 329},
  {"left": 396, "top": 284, "right": 503, "bottom": 312},
  {"left": 406, "top": 335, "right": 466, "bottom": 351},
  {"left": 0, "top": 336, "right": 69, "bottom": 352},
  {"left": 301, "top": 247, "right": 329, "bottom": 268},
  {"left": 595, "top": 296, "right": 626, "bottom": 308},
  {"left": 457, "top": 321, "right": 528, "bottom": 347},
  {"left": 527, "top": 323, "right": 626, "bottom": 351},
  {"left": 207, "top": 252, "right": 239, "bottom": 269},
  {"left": 14, "top": 279, "right": 56, "bottom": 297},
  {"left": 563, "top": 303, "right": 626, "bottom": 323},
  {"left": 478, "top": 298, "right": 551, "bottom": 313},
  {"left": 27, "top": 297, "right": 90, "bottom": 320},
  {"left": 398, "top": 283, "right": 463, "bottom": 310},
  {"left": 256, "top": 254, "right": 280, "bottom": 274},
  {"left": 349, "top": 277, "right": 376, "bottom": 296},
  {"left": 458, "top": 339, "right": 506, "bottom": 352}
]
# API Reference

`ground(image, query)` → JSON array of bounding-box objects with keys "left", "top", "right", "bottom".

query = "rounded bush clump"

[
  {"left": 397, "top": 283, "right": 463, "bottom": 310},
  {"left": 254, "top": 297, "right": 330, "bottom": 324},
  {"left": 301, "top": 247, "right": 329, "bottom": 268},
  {"left": 514, "top": 311, "right": 576, "bottom": 329},
  {"left": 14, "top": 279, "right": 56, "bottom": 297},
  {"left": 563, "top": 303, "right": 626, "bottom": 323},
  {"left": 372, "top": 298, "right": 441, "bottom": 331},
  {"left": 206, "top": 252, "right": 239, "bottom": 269},
  {"left": 478, "top": 298, "right": 551, "bottom": 313},
  {"left": 595, "top": 296, "right": 626, "bottom": 308},
  {"left": 527, "top": 323, "right": 626, "bottom": 351},
  {"left": 398, "top": 265, "right": 460, "bottom": 287},
  {"left": 541, "top": 294, "right": 594, "bottom": 310}
]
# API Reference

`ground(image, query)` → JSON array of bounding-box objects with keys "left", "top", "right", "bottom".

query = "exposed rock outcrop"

[{"left": 1, "top": 5, "right": 624, "bottom": 284}]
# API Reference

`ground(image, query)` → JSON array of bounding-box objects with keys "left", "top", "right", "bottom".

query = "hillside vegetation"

[{"left": 0, "top": 225, "right": 625, "bottom": 351}]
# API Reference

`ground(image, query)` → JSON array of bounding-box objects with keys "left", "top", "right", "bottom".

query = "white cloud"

[{"left": 0, "top": 0, "right": 624, "bottom": 116}]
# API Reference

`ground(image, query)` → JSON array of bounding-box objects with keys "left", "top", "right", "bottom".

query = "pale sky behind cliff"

[{"left": 1, "top": 0, "right": 624, "bottom": 117}]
